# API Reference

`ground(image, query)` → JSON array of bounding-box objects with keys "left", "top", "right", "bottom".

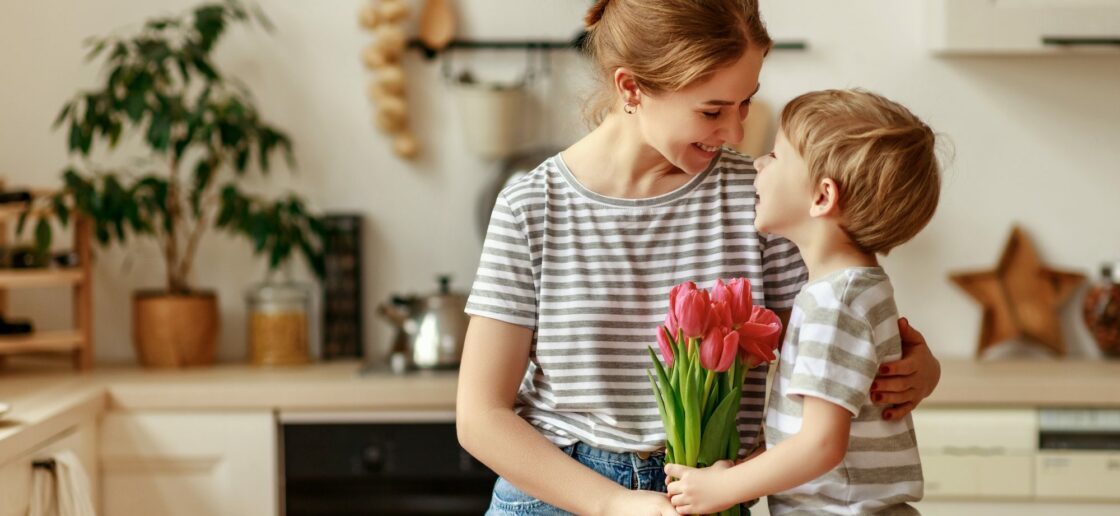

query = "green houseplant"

[{"left": 18, "top": 0, "right": 325, "bottom": 367}]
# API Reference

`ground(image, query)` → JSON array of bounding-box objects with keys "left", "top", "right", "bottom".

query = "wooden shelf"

[
  {"left": 0, "top": 182, "right": 91, "bottom": 370},
  {"left": 0, "top": 330, "right": 84, "bottom": 354},
  {"left": 0, "top": 268, "right": 84, "bottom": 288}
]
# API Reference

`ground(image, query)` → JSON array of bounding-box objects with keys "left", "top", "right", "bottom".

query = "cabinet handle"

[
  {"left": 1042, "top": 37, "right": 1120, "bottom": 47},
  {"left": 944, "top": 446, "right": 1005, "bottom": 456}
]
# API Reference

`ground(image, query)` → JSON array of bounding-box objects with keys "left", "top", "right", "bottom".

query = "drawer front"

[
  {"left": 913, "top": 408, "right": 1037, "bottom": 452},
  {"left": 923, "top": 454, "right": 1032, "bottom": 499},
  {"left": 1036, "top": 451, "right": 1120, "bottom": 501}
]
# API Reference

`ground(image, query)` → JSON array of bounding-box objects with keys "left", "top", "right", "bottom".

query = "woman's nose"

[{"left": 722, "top": 117, "right": 744, "bottom": 145}]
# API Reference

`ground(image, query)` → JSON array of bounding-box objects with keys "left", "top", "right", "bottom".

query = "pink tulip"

[
  {"left": 700, "top": 326, "right": 739, "bottom": 372},
  {"left": 738, "top": 305, "right": 782, "bottom": 364},
  {"left": 674, "top": 288, "right": 712, "bottom": 339},
  {"left": 668, "top": 281, "right": 697, "bottom": 319},
  {"left": 663, "top": 310, "right": 679, "bottom": 340},
  {"left": 712, "top": 278, "right": 753, "bottom": 327},
  {"left": 657, "top": 325, "right": 675, "bottom": 368},
  {"left": 711, "top": 300, "right": 733, "bottom": 330}
]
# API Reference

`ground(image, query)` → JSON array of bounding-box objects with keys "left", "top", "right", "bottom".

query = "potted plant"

[{"left": 18, "top": 0, "right": 325, "bottom": 367}]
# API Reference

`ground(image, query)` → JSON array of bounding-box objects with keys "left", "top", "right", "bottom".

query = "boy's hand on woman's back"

[{"left": 872, "top": 317, "right": 941, "bottom": 420}]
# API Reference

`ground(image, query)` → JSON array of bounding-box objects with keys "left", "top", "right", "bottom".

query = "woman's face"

[
  {"left": 638, "top": 48, "right": 766, "bottom": 174},
  {"left": 754, "top": 130, "right": 813, "bottom": 238}
]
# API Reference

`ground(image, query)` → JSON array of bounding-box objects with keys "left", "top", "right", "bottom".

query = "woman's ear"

[
  {"left": 809, "top": 178, "right": 841, "bottom": 218},
  {"left": 612, "top": 67, "right": 642, "bottom": 109}
]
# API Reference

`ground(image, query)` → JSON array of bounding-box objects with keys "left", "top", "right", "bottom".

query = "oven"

[{"left": 280, "top": 412, "right": 498, "bottom": 515}]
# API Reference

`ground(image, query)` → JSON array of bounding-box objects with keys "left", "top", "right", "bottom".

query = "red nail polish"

[{"left": 879, "top": 366, "right": 889, "bottom": 374}]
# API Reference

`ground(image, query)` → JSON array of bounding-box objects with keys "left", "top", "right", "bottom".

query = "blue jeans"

[{"left": 485, "top": 442, "right": 668, "bottom": 515}]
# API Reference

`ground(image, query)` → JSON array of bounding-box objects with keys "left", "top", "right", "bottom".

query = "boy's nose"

[{"left": 754, "top": 153, "right": 773, "bottom": 170}]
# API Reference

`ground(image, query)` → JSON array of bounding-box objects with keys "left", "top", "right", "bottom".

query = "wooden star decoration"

[{"left": 950, "top": 226, "right": 1085, "bottom": 357}]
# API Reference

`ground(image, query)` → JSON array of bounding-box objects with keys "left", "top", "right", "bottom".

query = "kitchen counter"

[
  {"left": 1, "top": 358, "right": 1119, "bottom": 465},
  {"left": 0, "top": 360, "right": 456, "bottom": 465}
]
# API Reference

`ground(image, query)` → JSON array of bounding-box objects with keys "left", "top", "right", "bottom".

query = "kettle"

[{"left": 378, "top": 275, "right": 469, "bottom": 370}]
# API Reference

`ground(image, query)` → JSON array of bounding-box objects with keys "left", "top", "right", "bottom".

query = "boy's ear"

[
  {"left": 809, "top": 178, "right": 841, "bottom": 218},
  {"left": 613, "top": 67, "right": 642, "bottom": 107}
]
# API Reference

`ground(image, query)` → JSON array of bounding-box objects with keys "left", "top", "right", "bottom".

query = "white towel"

[{"left": 27, "top": 450, "right": 97, "bottom": 516}]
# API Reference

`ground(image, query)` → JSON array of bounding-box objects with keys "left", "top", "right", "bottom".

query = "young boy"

[{"left": 665, "top": 89, "right": 940, "bottom": 515}]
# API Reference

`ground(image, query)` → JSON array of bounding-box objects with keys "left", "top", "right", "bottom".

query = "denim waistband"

[{"left": 564, "top": 442, "right": 666, "bottom": 468}]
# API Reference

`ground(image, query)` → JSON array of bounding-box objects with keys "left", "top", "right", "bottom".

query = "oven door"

[{"left": 281, "top": 412, "right": 498, "bottom": 515}]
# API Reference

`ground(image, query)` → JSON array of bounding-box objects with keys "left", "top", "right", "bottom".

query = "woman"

[{"left": 457, "top": 1, "right": 941, "bottom": 514}]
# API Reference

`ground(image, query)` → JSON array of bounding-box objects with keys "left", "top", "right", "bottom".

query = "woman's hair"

[
  {"left": 582, "top": 0, "right": 772, "bottom": 126},
  {"left": 779, "top": 89, "right": 942, "bottom": 255}
]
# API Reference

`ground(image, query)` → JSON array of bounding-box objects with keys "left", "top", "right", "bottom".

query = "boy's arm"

[{"left": 666, "top": 396, "right": 852, "bottom": 514}]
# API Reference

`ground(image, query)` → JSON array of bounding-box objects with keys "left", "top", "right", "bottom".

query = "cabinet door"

[
  {"left": 100, "top": 411, "right": 276, "bottom": 516},
  {"left": 0, "top": 419, "right": 99, "bottom": 516}
]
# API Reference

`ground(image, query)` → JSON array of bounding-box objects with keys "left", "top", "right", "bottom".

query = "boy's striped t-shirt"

[
  {"left": 466, "top": 149, "right": 807, "bottom": 453},
  {"left": 766, "top": 267, "right": 923, "bottom": 515}
]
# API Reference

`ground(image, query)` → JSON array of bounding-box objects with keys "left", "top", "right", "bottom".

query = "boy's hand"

[
  {"left": 873, "top": 317, "right": 941, "bottom": 420},
  {"left": 664, "top": 460, "right": 736, "bottom": 515}
]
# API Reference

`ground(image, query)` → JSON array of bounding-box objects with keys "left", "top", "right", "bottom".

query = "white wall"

[{"left": 1, "top": 0, "right": 1118, "bottom": 365}]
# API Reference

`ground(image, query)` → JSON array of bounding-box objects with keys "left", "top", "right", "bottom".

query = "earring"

[{"left": 624, "top": 103, "right": 637, "bottom": 115}]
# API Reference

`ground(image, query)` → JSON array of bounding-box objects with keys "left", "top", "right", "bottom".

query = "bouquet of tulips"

[{"left": 648, "top": 279, "right": 782, "bottom": 515}]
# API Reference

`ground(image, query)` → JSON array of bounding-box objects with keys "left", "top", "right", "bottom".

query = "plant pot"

[{"left": 133, "top": 291, "right": 219, "bottom": 367}]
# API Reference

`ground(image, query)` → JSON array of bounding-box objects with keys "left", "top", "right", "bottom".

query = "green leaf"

[
  {"left": 54, "top": 102, "right": 73, "bottom": 129},
  {"left": 124, "top": 91, "right": 146, "bottom": 122},
  {"left": 15, "top": 210, "right": 29, "bottom": 236},
  {"left": 647, "top": 346, "right": 684, "bottom": 464},
  {"left": 696, "top": 387, "right": 740, "bottom": 467},
  {"left": 34, "top": 218, "right": 53, "bottom": 254},
  {"left": 53, "top": 196, "right": 71, "bottom": 226}
]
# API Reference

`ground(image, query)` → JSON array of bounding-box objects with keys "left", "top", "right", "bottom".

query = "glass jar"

[
  {"left": 1083, "top": 261, "right": 1120, "bottom": 358},
  {"left": 247, "top": 282, "right": 311, "bottom": 366}
]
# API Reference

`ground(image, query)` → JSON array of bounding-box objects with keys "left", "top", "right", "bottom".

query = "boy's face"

[{"left": 754, "top": 130, "right": 814, "bottom": 238}]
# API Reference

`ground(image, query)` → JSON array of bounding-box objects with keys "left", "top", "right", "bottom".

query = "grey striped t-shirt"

[
  {"left": 466, "top": 150, "right": 807, "bottom": 453},
  {"left": 766, "top": 267, "right": 922, "bottom": 515}
]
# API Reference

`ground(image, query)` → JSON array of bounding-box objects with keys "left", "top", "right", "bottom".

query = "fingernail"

[
  {"left": 879, "top": 366, "right": 889, "bottom": 374},
  {"left": 871, "top": 382, "right": 879, "bottom": 390},
  {"left": 884, "top": 411, "right": 893, "bottom": 420},
  {"left": 873, "top": 393, "right": 883, "bottom": 402}
]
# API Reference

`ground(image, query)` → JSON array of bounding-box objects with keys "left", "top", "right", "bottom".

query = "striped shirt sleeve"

[
  {"left": 785, "top": 301, "right": 878, "bottom": 416},
  {"left": 465, "top": 191, "right": 539, "bottom": 329},
  {"left": 760, "top": 234, "right": 807, "bottom": 310}
]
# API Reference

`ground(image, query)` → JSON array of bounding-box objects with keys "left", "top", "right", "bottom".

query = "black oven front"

[{"left": 281, "top": 415, "right": 498, "bottom": 515}]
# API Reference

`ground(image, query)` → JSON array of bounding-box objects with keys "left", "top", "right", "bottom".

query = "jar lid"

[{"left": 247, "top": 282, "right": 311, "bottom": 303}]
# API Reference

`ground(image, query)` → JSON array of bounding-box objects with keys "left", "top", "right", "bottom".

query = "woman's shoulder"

[{"left": 496, "top": 154, "right": 560, "bottom": 208}]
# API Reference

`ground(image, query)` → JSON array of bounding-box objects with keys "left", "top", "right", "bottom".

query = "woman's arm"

[
  {"left": 456, "top": 316, "right": 677, "bottom": 516},
  {"left": 872, "top": 317, "right": 941, "bottom": 420}
]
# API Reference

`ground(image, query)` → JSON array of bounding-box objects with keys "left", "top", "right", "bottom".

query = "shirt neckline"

[{"left": 553, "top": 151, "right": 720, "bottom": 208}]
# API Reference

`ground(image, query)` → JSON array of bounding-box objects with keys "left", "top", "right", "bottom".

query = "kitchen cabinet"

[
  {"left": 913, "top": 408, "right": 1036, "bottom": 499},
  {"left": 0, "top": 419, "right": 99, "bottom": 516},
  {"left": 99, "top": 411, "right": 277, "bottom": 516},
  {"left": 926, "top": 0, "right": 1120, "bottom": 54}
]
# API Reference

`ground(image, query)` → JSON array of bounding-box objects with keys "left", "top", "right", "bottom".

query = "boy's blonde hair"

[
  {"left": 780, "top": 89, "right": 940, "bottom": 255},
  {"left": 582, "top": 0, "right": 772, "bottom": 126}
]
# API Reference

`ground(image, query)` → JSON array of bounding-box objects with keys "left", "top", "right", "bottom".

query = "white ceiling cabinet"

[{"left": 926, "top": 0, "right": 1120, "bottom": 54}]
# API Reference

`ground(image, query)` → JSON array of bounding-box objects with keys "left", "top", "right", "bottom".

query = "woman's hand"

[
  {"left": 599, "top": 489, "right": 679, "bottom": 516},
  {"left": 872, "top": 317, "right": 941, "bottom": 420},
  {"left": 664, "top": 461, "right": 736, "bottom": 515}
]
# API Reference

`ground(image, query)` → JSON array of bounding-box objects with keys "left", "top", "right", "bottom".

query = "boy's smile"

[{"left": 754, "top": 130, "right": 813, "bottom": 239}]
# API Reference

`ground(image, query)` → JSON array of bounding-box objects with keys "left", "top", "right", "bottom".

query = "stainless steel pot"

[{"left": 377, "top": 275, "right": 469, "bottom": 370}]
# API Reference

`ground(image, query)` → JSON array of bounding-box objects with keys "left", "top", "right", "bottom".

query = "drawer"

[
  {"left": 1036, "top": 451, "right": 1120, "bottom": 501},
  {"left": 923, "top": 453, "right": 1033, "bottom": 499},
  {"left": 913, "top": 408, "right": 1037, "bottom": 452}
]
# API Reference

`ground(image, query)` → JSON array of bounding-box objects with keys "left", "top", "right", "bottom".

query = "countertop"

[
  {"left": 0, "top": 360, "right": 456, "bottom": 465},
  {"left": 2, "top": 358, "right": 1119, "bottom": 466}
]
